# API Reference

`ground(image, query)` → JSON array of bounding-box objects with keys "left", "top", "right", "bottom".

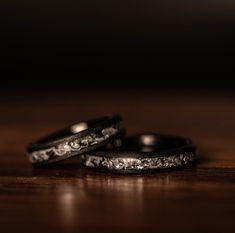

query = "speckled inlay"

[
  {"left": 82, "top": 152, "right": 196, "bottom": 171},
  {"left": 28, "top": 127, "right": 118, "bottom": 163}
]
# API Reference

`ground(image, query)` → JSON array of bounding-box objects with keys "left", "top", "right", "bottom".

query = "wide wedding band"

[
  {"left": 27, "top": 115, "right": 125, "bottom": 165},
  {"left": 81, "top": 134, "right": 197, "bottom": 173}
]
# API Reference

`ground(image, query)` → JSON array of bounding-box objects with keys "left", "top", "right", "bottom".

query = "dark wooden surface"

[{"left": 0, "top": 88, "right": 235, "bottom": 233}]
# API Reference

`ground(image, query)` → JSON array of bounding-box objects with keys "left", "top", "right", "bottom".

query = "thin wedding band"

[
  {"left": 27, "top": 115, "right": 125, "bottom": 165},
  {"left": 81, "top": 134, "right": 197, "bottom": 173}
]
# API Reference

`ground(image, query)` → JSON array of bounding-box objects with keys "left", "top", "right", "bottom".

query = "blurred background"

[
  {"left": 0, "top": 0, "right": 235, "bottom": 89},
  {"left": 1, "top": 0, "right": 234, "bottom": 137},
  {"left": 0, "top": 0, "right": 234, "bottom": 130}
]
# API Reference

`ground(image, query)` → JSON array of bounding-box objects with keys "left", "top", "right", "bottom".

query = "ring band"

[
  {"left": 27, "top": 115, "right": 125, "bottom": 165},
  {"left": 81, "top": 134, "right": 197, "bottom": 173}
]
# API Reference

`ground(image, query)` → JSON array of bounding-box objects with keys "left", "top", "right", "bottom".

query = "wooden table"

[{"left": 0, "top": 88, "right": 234, "bottom": 233}]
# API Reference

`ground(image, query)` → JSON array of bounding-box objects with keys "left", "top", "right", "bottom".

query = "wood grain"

[{"left": 0, "top": 88, "right": 235, "bottom": 233}]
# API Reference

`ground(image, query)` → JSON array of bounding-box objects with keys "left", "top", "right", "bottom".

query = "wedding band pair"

[{"left": 27, "top": 115, "right": 197, "bottom": 173}]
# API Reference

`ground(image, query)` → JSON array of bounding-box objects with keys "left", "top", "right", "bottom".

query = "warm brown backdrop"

[{"left": 0, "top": 88, "right": 235, "bottom": 233}]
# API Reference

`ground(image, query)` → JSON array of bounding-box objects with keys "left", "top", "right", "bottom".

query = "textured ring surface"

[
  {"left": 81, "top": 134, "right": 197, "bottom": 173},
  {"left": 27, "top": 115, "right": 125, "bottom": 165}
]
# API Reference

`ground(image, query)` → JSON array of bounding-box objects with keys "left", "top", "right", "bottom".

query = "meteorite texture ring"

[
  {"left": 27, "top": 115, "right": 125, "bottom": 165},
  {"left": 81, "top": 134, "right": 197, "bottom": 173}
]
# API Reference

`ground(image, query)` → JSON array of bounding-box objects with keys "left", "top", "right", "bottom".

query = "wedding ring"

[
  {"left": 27, "top": 115, "right": 125, "bottom": 165},
  {"left": 81, "top": 134, "right": 197, "bottom": 173}
]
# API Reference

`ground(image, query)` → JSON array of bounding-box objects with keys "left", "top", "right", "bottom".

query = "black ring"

[
  {"left": 27, "top": 115, "right": 125, "bottom": 165},
  {"left": 81, "top": 134, "right": 197, "bottom": 173}
]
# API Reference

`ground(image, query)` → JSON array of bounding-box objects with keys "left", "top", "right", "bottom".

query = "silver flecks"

[
  {"left": 82, "top": 152, "right": 196, "bottom": 171},
  {"left": 29, "top": 126, "right": 118, "bottom": 163}
]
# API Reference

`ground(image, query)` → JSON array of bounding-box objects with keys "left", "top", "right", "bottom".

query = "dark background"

[{"left": 0, "top": 0, "right": 235, "bottom": 88}]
